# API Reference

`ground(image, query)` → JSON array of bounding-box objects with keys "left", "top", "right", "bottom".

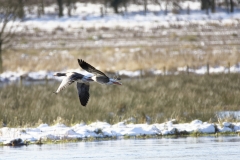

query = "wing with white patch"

[{"left": 55, "top": 77, "right": 74, "bottom": 93}]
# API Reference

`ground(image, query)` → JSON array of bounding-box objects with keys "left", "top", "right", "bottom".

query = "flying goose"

[
  {"left": 78, "top": 59, "right": 122, "bottom": 85},
  {"left": 54, "top": 59, "right": 122, "bottom": 107},
  {"left": 53, "top": 72, "right": 93, "bottom": 106}
]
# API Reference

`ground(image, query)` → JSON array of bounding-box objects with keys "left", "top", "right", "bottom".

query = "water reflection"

[{"left": 1, "top": 136, "right": 240, "bottom": 159}]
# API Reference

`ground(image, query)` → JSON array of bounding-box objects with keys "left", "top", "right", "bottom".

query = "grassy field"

[
  {"left": 1, "top": 74, "right": 240, "bottom": 127},
  {"left": 1, "top": 23, "right": 240, "bottom": 127},
  {"left": 3, "top": 45, "right": 240, "bottom": 72},
  {"left": 2, "top": 22, "right": 240, "bottom": 72}
]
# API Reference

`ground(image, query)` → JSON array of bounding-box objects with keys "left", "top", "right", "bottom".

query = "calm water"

[{"left": 0, "top": 136, "right": 240, "bottom": 160}]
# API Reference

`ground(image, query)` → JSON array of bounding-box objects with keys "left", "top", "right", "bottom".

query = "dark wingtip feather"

[
  {"left": 77, "top": 59, "right": 82, "bottom": 65},
  {"left": 78, "top": 59, "right": 88, "bottom": 70},
  {"left": 78, "top": 59, "right": 85, "bottom": 66},
  {"left": 81, "top": 102, "right": 87, "bottom": 107},
  {"left": 79, "top": 95, "right": 89, "bottom": 107}
]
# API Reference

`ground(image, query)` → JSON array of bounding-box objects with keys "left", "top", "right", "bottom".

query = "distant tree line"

[
  {"left": 2, "top": 0, "right": 239, "bottom": 19},
  {"left": 201, "top": 0, "right": 236, "bottom": 14}
]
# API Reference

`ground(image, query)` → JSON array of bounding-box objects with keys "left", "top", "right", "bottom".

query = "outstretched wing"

[
  {"left": 77, "top": 82, "right": 90, "bottom": 107},
  {"left": 78, "top": 59, "right": 108, "bottom": 77},
  {"left": 54, "top": 77, "right": 74, "bottom": 94}
]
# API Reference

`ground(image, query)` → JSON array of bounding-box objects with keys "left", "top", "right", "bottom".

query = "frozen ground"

[{"left": 1, "top": 119, "right": 240, "bottom": 145}]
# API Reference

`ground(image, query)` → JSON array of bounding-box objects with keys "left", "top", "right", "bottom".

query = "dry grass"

[
  {"left": 2, "top": 20, "right": 239, "bottom": 73},
  {"left": 1, "top": 23, "right": 240, "bottom": 127},
  {"left": 2, "top": 45, "right": 240, "bottom": 72},
  {"left": 1, "top": 74, "right": 240, "bottom": 127}
]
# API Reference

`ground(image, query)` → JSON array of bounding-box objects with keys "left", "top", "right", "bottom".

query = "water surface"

[{"left": 1, "top": 136, "right": 240, "bottom": 160}]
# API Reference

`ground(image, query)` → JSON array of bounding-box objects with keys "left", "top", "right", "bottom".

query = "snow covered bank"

[{"left": 1, "top": 120, "right": 240, "bottom": 145}]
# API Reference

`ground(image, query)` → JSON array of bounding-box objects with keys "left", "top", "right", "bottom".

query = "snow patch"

[{"left": 1, "top": 120, "right": 240, "bottom": 143}]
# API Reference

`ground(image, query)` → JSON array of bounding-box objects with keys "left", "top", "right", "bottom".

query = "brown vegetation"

[{"left": 1, "top": 74, "right": 240, "bottom": 127}]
